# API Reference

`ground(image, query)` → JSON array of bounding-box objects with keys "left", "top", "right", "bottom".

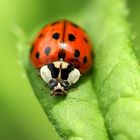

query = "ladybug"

[{"left": 30, "top": 20, "right": 93, "bottom": 96}]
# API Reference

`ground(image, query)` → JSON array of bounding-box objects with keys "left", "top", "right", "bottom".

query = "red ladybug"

[{"left": 30, "top": 20, "right": 93, "bottom": 96}]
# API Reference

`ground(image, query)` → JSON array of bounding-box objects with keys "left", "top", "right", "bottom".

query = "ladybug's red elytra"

[{"left": 30, "top": 20, "right": 94, "bottom": 96}]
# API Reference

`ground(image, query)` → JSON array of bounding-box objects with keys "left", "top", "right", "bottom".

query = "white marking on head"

[
  {"left": 40, "top": 65, "right": 52, "bottom": 83},
  {"left": 54, "top": 83, "right": 64, "bottom": 91},
  {"left": 53, "top": 61, "right": 61, "bottom": 68},
  {"left": 61, "top": 61, "right": 69, "bottom": 69},
  {"left": 67, "top": 68, "right": 80, "bottom": 84},
  {"left": 53, "top": 61, "right": 69, "bottom": 69}
]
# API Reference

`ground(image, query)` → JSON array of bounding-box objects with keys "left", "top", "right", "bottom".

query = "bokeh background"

[{"left": 0, "top": 0, "right": 139, "bottom": 140}]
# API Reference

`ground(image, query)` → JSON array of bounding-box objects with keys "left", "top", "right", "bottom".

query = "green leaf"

[
  {"left": 128, "top": 0, "right": 140, "bottom": 60},
  {"left": 17, "top": 0, "right": 140, "bottom": 139}
]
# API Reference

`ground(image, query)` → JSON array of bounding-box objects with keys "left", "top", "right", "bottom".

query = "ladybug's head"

[{"left": 40, "top": 61, "right": 80, "bottom": 96}]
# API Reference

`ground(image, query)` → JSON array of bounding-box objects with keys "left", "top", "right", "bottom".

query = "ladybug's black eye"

[
  {"left": 49, "top": 79, "right": 58, "bottom": 90},
  {"left": 61, "top": 81, "right": 70, "bottom": 90}
]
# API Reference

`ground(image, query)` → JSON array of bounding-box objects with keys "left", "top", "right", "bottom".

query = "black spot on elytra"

[
  {"left": 48, "top": 63, "right": 59, "bottom": 78},
  {"left": 38, "top": 34, "right": 44, "bottom": 38},
  {"left": 83, "top": 56, "right": 88, "bottom": 64},
  {"left": 36, "top": 52, "right": 40, "bottom": 59},
  {"left": 74, "top": 49, "right": 80, "bottom": 57},
  {"left": 51, "top": 21, "right": 60, "bottom": 26},
  {"left": 52, "top": 32, "right": 60, "bottom": 40},
  {"left": 68, "top": 34, "right": 76, "bottom": 41},
  {"left": 44, "top": 47, "right": 51, "bottom": 55},
  {"left": 84, "top": 37, "right": 88, "bottom": 43},
  {"left": 58, "top": 49, "right": 66, "bottom": 60},
  {"left": 71, "top": 23, "right": 79, "bottom": 28},
  {"left": 61, "top": 64, "right": 74, "bottom": 80}
]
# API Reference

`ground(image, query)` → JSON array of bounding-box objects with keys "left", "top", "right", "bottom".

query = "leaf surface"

[{"left": 18, "top": 0, "right": 140, "bottom": 139}]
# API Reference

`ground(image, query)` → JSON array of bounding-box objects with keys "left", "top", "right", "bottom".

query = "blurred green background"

[{"left": 0, "top": 0, "right": 139, "bottom": 140}]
